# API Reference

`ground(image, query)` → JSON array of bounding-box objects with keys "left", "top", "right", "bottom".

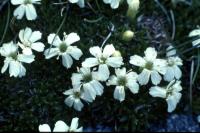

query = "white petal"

[
  {"left": 144, "top": 47, "right": 157, "bottom": 61},
  {"left": 69, "top": 0, "right": 79, "bottom": 4},
  {"left": 11, "top": 0, "right": 24, "bottom": 5},
  {"left": 164, "top": 67, "right": 175, "bottom": 82},
  {"left": 44, "top": 48, "right": 59, "bottom": 59},
  {"left": 23, "top": 27, "right": 33, "bottom": 42},
  {"left": 115, "top": 67, "right": 126, "bottom": 77},
  {"left": 189, "top": 29, "right": 200, "bottom": 37},
  {"left": 137, "top": 69, "right": 151, "bottom": 85},
  {"left": 25, "top": 4, "right": 37, "bottom": 20},
  {"left": 39, "top": 124, "right": 51, "bottom": 132},
  {"left": 73, "top": 99, "right": 84, "bottom": 111},
  {"left": 110, "top": 0, "right": 120, "bottom": 9},
  {"left": 71, "top": 73, "right": 82, "bottom": 86},
  {"left": 83, "top": 83, "right": 96, "bottom": 100},
  {"left": 114, "top": 86, "right": 125, "bottom": 102},
  {"left": 62, "top": 54, "right": 73, "bottom": 68},
  {"left": 77, "top": 0, "right": 85, "bottom": 8},
  {"left": 89, "top": 46, "right": 102, "bottom": 58},
  {"left": 1, "top": 59, "right": 10, "bottom": 74},
  {"left": 174, "top": 66, "right": 182, "bottom": 79},
  {"left": 153, "top": 59, "right": 167, "bottom": 75},
  {"left": 107, "top": 75, "right": 118, "bottom": 86},
  {"left": 151, "top": 70, "right": 162, "bottom": 85},
  {"left": 9, "top": 61, "right": 20, "bottom": 77},
  {"left": 97, "top": 64, "right": 110, "bottom": 81},
  {"left": 65, "top": 33, "right": 80, "bottom": 45},
  {"left": 14, "top": 5, "right": 25, "bottom": 19},
  {"left": 149, "top": 86, "right": 167, "bottom": 98},
  {"left": 127, "top": 81, "right": 139, "bottom": 94},
  {"left": 129, "top": 55, "right": 146, "bottom": 67},
  {"left": 67, "top": 46, "right": 82, "bottom": 60},
  {"left": 18, "top": 63, "right": 26, "bottom": 77},
  {"left": 70, "top": 118, "right": 79, "bottom": 131},
  {"left": 18, "top": 54, "right": 35, "bottom": 63},
  {"left": 82, "top": 58, "right": 98, "bottom": 67},
  {"left": 53, "top": 121, "right": 69, "bottom": 132},
  {"left": 166, "top": 45, "right": 176, "bottom": 57},
  {"left": 106, "top": 57, "right": 123, "bottom": 67},
  {"left": 166, "top": 93, "right": 182, "bottom": 113},
  {"left": 90, "top": 80, "right": 104, "bottom": 96},
  {"left": 47, "top": 34, "right": 62, "bottom": 47},
  {"left": 22, "top": 47, "right": 33, "bottom": 55},
  {"left": 103, "top": 44, "right": 115, "bottom": 57},
  {"left": 31, "top": 42, "right": 45, "bottom": 52},
  {"left": 64, "top": 96, "right": 74, "bottom": 107},
  {"left": 29, "top": 31, "right": 42, "bottom": 43}
]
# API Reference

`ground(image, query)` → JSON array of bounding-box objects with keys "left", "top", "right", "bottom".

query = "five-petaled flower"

[
  {"left": 82, "top": 44, "right": 124, "bottom": 81},
  {"left": 129, "top": 47, "right": 167, "bottom": 85},
  {"left": 149, "top": 80, "right": 182, "bottom": 113},
  {"left": 0, "top": 41, "right": 35, "bottom": 77},
  {"left": 107, "top": 67, "right": 139, "bottom": 102},
  {"left": 44, "top": 32, "right": 83, "bottom": 69},
  {"left": 18, "top": 27, "right": 44, "bottom": 55},
  {"left": 11, "top": 0, "right": 41, "bottom": 20}
]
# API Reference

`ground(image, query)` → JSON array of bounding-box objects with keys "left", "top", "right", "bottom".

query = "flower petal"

[
  {"left": 151, "top": 70, "right": 162, "bottom": 85},
  {"left": 149, "top": 86, "right": 167, "bottom": 98},
  {"left": 62, "top": 54, "right": 73, "bottom": 68},
  {"left": 65, "top": 33, "right": 80, "bottom": 45},
  {"left": 106, "top": 57, "right": 123, "bottom": 67},
  {"left": 129, "top": 55, "right": 146, "bottom": 67},
  {"left": 53, "top": 121, "right": 69, "bottom": 132},
  {"left": 25, "top": 4, "right": 37, "bottom": 20},
  {"left": 82, "top": 58, "right": 98, "bottom": 67},
  {"left": 114, "top": 86, "right": 125, "bottom": 102},
  {"left": 137, "top": 69, "right": 151, "bottom": 85},
  {"left": 14, "top": 5, "right": 25, "bottom": 19},
  {"left": 39, "top": 124, "right": 51, "bottom": 132},
  {"left": 103, "top": 44, "right": 115, "bottom": 57}
]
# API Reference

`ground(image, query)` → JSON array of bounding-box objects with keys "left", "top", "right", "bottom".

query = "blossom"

[
  {"left": 164, "top": 57, "right": 183, "bottom": 82},
  {"left": 18, "top": 27, "right": 44, "bottom": 55},
  {"left": 82, "top": 44, "right": 123, "bottom": 81},
  {"left": 0, "top": 41, "right": 35, "bottom": 77},
  {"left": 107, "top": 67, "right": 139, "bottom": 102},
  {"left": 39, "top": 118, "right": 83, "bottom": 132},
  {"left": 11, "top": 0, "right": 41, "bottom": 20},
  {"left": 149, "top": 80, "right": 182, "bottom": 113},
  {"left": 103, "top": 0, "right": 121, "bottom": 9},
  {"left": 71, "top": 67, "right": 104, "bottom": 102},
  {"left": 188, "top": 28, "right": 200, "bottom": 47},
  {"left": 44, "top": 32, "right": 82, "bottom": 69},
  {"left": 69, "top": 0, "right": 85, "bottom": 8},
  {"left": 63, "top": 87, "right": 85, "bottom": 111},
  {"left": 130, "top": 47, "right": 167, "bottom": 85}
]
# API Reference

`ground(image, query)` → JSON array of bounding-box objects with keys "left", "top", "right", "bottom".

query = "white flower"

[
  {"left": 82, "top": 44, "right": 124, "bottom": 81},
  {"left": 39, "top": 118, "right": 83, "bottom": 132},
  {"left": 103, "top": 0, "right": 121, "bottom": 9},
  {"left": 188, "top": 28, "right": 200, "bottom": 47},
  {"left": 18, "top": 27, "right": 44, "bottom": 55},
  {"left": 63, "top": 87, "right": 85, "bottom": 111},
  {"left": 149, "top": 80, "right": 182, "bottom": 113},
  {"left": 71, "top": 67, "right": 104, "bottom": 102},
  {"left": 11, "top": 0, "right": 41, "bottom": 20},
  {"left": 164, "top": 57, "right": 183, "bottom": 82},
  {"left": 130, "top": 47, "right": 167, "bottom": 85},
  {"left": 69, "top": 0, "right": 85, "bottom": 8},
  {"left": 44, "top": 33, "right": 82, "bottom": 69},
  {"left": 0, "top": 41, "right": 35, "bottom": 77},
  {"left": 107, "top": 67, "right": 139, "bottom": 102}
]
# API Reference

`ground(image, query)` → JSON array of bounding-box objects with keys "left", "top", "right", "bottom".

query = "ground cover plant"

[{"left": 0, "top": 0, "right": 200, "bottom": 132}]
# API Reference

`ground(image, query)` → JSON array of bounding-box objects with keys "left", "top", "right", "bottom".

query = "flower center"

[
  {"left": 59, "top": 42, "right": 68, "bottom": 53},
  {"left": 9, "top": 52, "right": 18, "bottom": 60},
  {"left": 83, "top": 74, "right": 92, "bottom": 83},
  {"left": 117, "top": 76, "right": 127, "bottom": 86},
  {"left": 24, "top": 0, "right": 32, "bottom": 4},
  {"left": 99, "top": 56, "right": 107, "bottom": 64},
  {"left": 168, "top": 60, "right": 175, "bottom": 67},
  {"left": 73, "top": 92, "right": 81, "bottom": 99},
  {"left": 145, "top": 61, "right": 153, "bottom": 70}
]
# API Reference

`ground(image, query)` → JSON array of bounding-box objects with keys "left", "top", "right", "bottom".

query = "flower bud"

[
  {"left": 126, "top": 0, "right": 140, "bottom": 21},
  {"left": 122, "top": 30, "right": 134, "bottom": 42},
  {"left": 112, "top": 50, "right": 122, "bottom": 57}
]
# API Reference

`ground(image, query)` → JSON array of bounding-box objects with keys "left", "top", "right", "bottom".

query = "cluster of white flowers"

[
  {"left": 7, "top": 0, "right": 186, "bottom": 131},
  {"left": 39, "top": 117, "right": 83, "bottom": 132},
  {"left": 62, "top": 45, "right": 183, "bottom": 113},
  {"left": 0, "top": 26, "right": 45, "bottom": 77}
]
